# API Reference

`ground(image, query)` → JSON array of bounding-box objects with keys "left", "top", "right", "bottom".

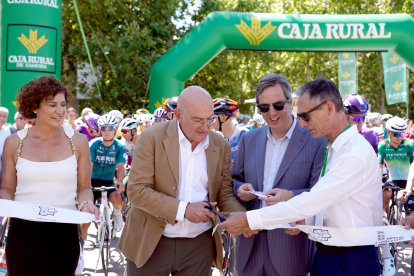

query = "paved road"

[{"left": 81, "top": 225, "right": 413, "bottom": 276}]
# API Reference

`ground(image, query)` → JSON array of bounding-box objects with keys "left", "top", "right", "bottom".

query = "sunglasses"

[
  {"left": 90, "top": 129, "right": 100, "bottom": 134},
  {"left": 155, "top": 118, "right": 167, "bottom": 123},
  {"left": 297, "top": 101, "right": 327, "bottom": 122},
  {"left": 348, "top": 115, "right": 365, "bottom": 123},
  {"left": 100, "top": 126, "right": 115, "bottom": 131},
  {"left": 392, "top": 132, "right": 405, "bottom": 138},
  {"left": 121, "top": 129, "right": 133, "bottom": 135},
  {"left": 16, "top": 117, "right": 26, "bottom": 120},
  {"left": 257, "top": 99, "right": 289, "bottom": 113}
]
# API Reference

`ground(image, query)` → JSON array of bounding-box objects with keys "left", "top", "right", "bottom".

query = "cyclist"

[
  {"left": 153, "top": 107, "right": 168, "bottom": 124},
  {"left": 343, "top": 94, "right": 379, "bottom": 154},
  {"left": 119, "top": 118, "right": 138, "bottom": 168},
  {"left": 136, "top": 114, "right": 154, "bottom": 132},
  {"left": 212, "top": 98, "right": 248, "bottom": 165},
  {"left": 80, "top": 114, "right": 127, "bottom": 242},
  {"left": 136, "top": 108, "right": 149, "bottom": 115},
  {"left": 239, "top": 114, "right": 253, "bottom": 130},
  {"left": 76, "top": 113, "right": 101, "bottom": 141},
  {"left": 381, "top": 114, "right": 393, "bottom": 139},
  {"left": 252, "top": 114, "right": 265, "bottom": 128},
  {"left": 163, "top": 96, "right": 178, "bottom": 120},
  {"left": 108, "top": 110, "right": 123, "bottom": 139}
]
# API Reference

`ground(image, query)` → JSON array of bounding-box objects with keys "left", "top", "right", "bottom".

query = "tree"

[{"left": 61, "top": 0, "right": 195, "bottom": 113}]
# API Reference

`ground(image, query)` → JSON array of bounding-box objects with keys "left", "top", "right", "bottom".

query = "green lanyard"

[{"left": 321, "top": 124, "right": 352, "bottom": 177}]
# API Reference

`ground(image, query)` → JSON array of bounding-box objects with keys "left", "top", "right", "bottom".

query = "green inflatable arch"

[{"left": 148, "top": 12, "right": 414, "bottom": 111}]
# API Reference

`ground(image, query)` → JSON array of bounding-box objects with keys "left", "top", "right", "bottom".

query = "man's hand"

[
  {"left": 115, "top": 182, "right": 126, "bottom": 193},
  {"left": 397, "top": 189, "right": 411, "bottom": 203},
  {"left": 184, "top": 202, "right": 216, "bottom": 224},
  {"left": 237, "top": 183, "right": 258, "bottom": 202},
  {"left": 259, "top": 188, "right": 294, "bottom": 206},
  {"left": 219, "top": 212, "right": 249, "bottom": 236},
  {"left": 398, "top": 216, "right": 414, "bottom": 246},
  {"left": 242, "top": 227, "right": 260, "bottom": 238},
  {"left": 285, "top": 219, "right": 305, "bottom": 236}
]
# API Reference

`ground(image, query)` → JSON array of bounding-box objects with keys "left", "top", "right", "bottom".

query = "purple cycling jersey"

[
  {"left": 359, "top": 127, "right": 379, "bottom": 154},
  {"left": 76, "top": 124, "right": 98, "bottom": 142}
]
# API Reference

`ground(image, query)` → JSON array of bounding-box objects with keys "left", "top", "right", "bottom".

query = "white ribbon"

[
  {"left": 0, "top": 199, "right": 104, "bottom": 224},
  {"left": 281, "top": 224, "right": 414, "bottom": 246}
]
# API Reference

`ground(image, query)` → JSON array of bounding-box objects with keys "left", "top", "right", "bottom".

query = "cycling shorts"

[{"left": 91, "top": 179, "right": 116, "bottom": 202}]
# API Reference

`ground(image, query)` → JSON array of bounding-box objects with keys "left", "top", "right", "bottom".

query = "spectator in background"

[
  {"left": 65, "top": 107, "right": 77, "bottom": 131},
  {"left": 0, "top": 107, "right": 11, "bottom": 157},
  {"left": 74, "top": 107, "right": 93, "bottom": 125},
  {"left": 8, "top": 112, "right": 26, "bottom": 134}
]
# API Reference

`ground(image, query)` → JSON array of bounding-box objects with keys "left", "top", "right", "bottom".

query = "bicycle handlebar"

[{"left": 92, "top": 186, "right": 117, "bottom": 192}]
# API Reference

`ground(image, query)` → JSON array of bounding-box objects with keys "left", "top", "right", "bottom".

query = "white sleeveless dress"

[{"left": 14, "top": 126, "right": 78, "bottom": 210}]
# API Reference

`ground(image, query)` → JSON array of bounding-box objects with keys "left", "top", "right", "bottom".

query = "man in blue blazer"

[{"left": 232, "top": 74, "right": 326, "bottom": 276}]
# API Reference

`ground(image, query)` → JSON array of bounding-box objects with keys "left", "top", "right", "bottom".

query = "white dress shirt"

[
  {"left": 262, "top": 118, "right": 296, "bottom": 208},
  {"left": 247, "top": 125, "right": 383, "bottom": 230},
  {"left": 163, "top": 122, "right": 212, "bottom": 238}
]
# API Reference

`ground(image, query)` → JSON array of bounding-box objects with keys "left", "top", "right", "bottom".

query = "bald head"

[{"left": 177, "top": 86, "right": 213, "bottom": 113}]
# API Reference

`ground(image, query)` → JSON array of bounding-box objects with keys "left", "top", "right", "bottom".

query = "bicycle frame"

[{"left": 97, "top": 190, "right": 113, "bottom": 245}]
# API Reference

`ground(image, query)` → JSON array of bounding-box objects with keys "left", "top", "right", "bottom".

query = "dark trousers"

[
  {"left": 310, "top": 245, "right": 380, "bottom": 276},
  {"left": 127, "top": 229, "right": 214, "bottom": 276}
]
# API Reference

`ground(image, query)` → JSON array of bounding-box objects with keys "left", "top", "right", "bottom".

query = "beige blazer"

[{"left": 118, "top": 119, "right": 246, "bottom": 270}]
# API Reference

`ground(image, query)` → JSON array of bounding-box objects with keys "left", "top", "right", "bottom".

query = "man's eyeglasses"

[
  {"left": 101, "top": 126, "right": 115, "bottom": 131},
  {"left": 16, "top": 117, "right": 26, "bottom": 120},
  {"left": 297, "top": 101, "right": 327, "bottom": 122},
  {"left": 177, "top": 109, "right": 217, "bottom": 128},
  {"left": 348, "top": 115, "right": 365, "bottom": 123},
  {"left": 392, "top": 132, "right": 405, "bottom": 138},
  {"left": 257, "top": 99, "right": 289, "bottom": 113}
]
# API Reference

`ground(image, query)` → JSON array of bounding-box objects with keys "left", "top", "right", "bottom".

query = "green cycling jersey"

[{"left": 378, "top": 138, "right": 414, "bottom": 181}]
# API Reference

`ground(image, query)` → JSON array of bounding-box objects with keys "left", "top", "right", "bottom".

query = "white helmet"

[
  {"left": 108, "top": 110, "right": 123, "bottom": 119},
  {"left": 381, "top": 114, "right": 393, "bottom": 121},
  {"left": 386, "top": 117, "right": 407, "bottom": 133},
  {"left": 372, "top": 127, "right": 385, "bottom": 138},
  {"left": 119, "top": 118, "right": 138, "bottom": 130},
  {"left": 253, "top": 114, "right": 265, "bottom": 125},
  {"left": 136, "top": 114, "right": 155, "bottom": 124},
  {"left": 98, "top": 114, "right": 118, "bottom": 128}
]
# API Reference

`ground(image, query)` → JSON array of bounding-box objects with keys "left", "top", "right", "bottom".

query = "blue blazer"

[{"left": 232, "top": 122, "right": 326, "bottom": 275}]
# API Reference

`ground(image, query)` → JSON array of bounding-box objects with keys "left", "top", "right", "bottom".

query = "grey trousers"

[{"left": 127, "top": 229, "right": 214, "bottom": 276}]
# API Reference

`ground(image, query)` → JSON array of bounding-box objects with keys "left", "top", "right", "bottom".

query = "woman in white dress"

[{"left": 0, "top": 75, "right": 99, "bottom": 276}]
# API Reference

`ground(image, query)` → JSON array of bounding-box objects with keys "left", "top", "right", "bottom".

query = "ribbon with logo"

[{"left": 281, "top": 224, "right": 414, "bottom": 246}]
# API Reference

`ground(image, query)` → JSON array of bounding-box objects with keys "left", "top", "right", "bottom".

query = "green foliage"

[
  {"left": 61, "top": 0, "right": 194, "bottom": 113},
  {"left": 186, "top": 0, "right": 414, "bottom": 116}
]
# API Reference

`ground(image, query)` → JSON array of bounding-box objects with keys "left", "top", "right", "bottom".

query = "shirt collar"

[
  {"left": 177, "top": 121, "right": 209, "bottom": 150},
  {"left": 266, "top": 116, "right": 297, "bottom": 143},
  {"left": 331, "top": 124, "right": 358, "bottom": 152}
]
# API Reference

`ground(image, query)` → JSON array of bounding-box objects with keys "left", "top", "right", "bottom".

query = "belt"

[{"left": 316, "top": 242, "right": 369, "bottom": 255}]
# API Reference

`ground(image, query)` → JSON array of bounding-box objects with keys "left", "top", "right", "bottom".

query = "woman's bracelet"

[{"left": 79, "top": 201, "right": 93, "bottom": 211}]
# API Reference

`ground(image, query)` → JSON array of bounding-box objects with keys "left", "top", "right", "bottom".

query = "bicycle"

[
  {"left": 92, "top": 186, "right": 117, "bottom": 276},
  {"left": 0, "top": 217, "right": 9, "bottom": 255},
  {"left": 379, "top": 181, "right": 406, "bottom": 275}
]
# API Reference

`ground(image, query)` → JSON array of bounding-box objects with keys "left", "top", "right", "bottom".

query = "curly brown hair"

[{"left": 16, "top": 75, "right": 73, "bottom": 119}]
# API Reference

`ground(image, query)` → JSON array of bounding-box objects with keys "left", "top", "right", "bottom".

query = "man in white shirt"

[
  {"left": 0, "top": 107, "right": 11, "bottom": 157},
  {"left": 220, "top": 78, "right": 382, "bottom": 276},
  {"left": 118, "top": 86, "right": 245, "bottom": 275}
]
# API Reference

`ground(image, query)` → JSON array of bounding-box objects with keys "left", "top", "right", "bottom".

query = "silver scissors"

[{"left": 203, "top": 201, "right": 232, "bottom": 220}]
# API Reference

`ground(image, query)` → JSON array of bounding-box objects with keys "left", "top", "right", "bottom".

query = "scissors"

[{"left": 203, "top": 201, "right": 232, "bottom": 220}]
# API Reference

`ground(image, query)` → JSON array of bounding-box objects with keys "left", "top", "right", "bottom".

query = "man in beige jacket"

[{"left": 118, "top": 86, "right": 246, "bottom": 275}]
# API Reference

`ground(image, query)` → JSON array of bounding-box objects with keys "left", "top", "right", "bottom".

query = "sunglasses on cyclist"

[
  {"left": 348, "top": 115, "right": 365, "bottom": 123},
  {"left": 297, "top": 101, "right": 327, "bottom": 122},
  {"left": 155, "top": 118, "right": 167, "bottom": 123},
  {"left": 100, "top": 126, "right": 115, "bottom": 131},
  {"left": 257, "top": 99, "right": 289, "bottom": 113},
  {"left": 90, "top": 129, "right": 100, "bottom": 134},
  {"left": 121, "top": 130, "right": 130, "bottom": 135},
  {"left": 392, "top": 132, "right": 406, "bottom": 138}
]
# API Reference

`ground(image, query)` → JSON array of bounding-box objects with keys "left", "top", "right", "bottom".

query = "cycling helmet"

[
  {"left": 119, "top": 118, "right": 138, "bottom": 130},
  {"left": 382, "top": 181, "right": 400, "bottom": 190},
  {"left": 136, "top": 114, "right": 155, "bottom": 124},
  {"left": 343, "top": 94, "right": 368, "bottom": 115},
  {"left": 154, "top": 107, "right": 168, "bottom": 119},
  {"left": 98, "top": 114, "right": 118, "bottom": 128},
  {"left": 164, "top": 97, "right": 178, "bottom": 112},
  {"left": 108, "top": 110, "right": 123, "bottom": 119},
  {"left": 213, "top": 98, "right": 239, "bottom": 116},
  {"left": 253, "top": 114, "right": 265, "bottom": 125},
  {"left": 85, "top": 113, "right": 100, "bottom": 130},
  {"left": 386, "top": 117, "right": 407, "bottom": 133},
  {"left": 136, "top": 109, "right": 149, "bottom": 115},
  {"left": 381, "top": 114, "right": 393, "bottom": 121},
  {"left": 371, "top": 127, "right": 385, "bottom": 138}
]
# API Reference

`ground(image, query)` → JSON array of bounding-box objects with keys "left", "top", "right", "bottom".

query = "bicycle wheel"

[
  {"left": 101, "top": 207, "right": 110, "bottom": 276},
  {"left": 389, "top": 204, "right": 398, "bottom": 225},
  {"left": 0, "top": 217, "right": 9, "bottom": 252},
  {"left": 220, "top": 230, "right": 235, "bottom": 276}
]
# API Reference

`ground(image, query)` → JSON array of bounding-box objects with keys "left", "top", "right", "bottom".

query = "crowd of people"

[{"left": 0, "top": 74, "right": 414, "bottom": 276}]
